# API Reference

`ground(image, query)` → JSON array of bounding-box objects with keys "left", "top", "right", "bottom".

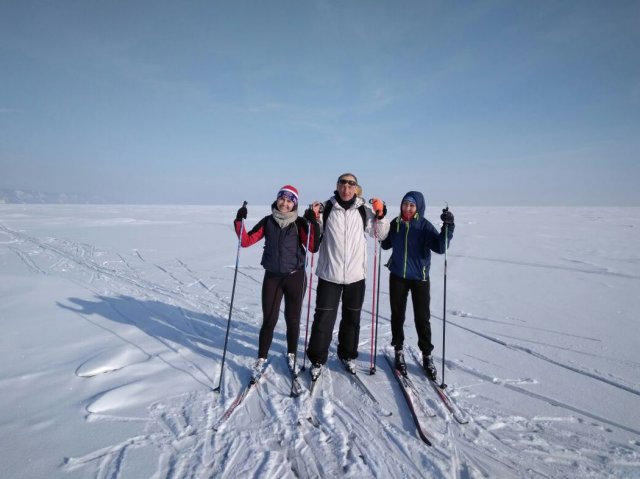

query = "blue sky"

[{"left": 1, "top": 1, "right": 638, "bottom": 206}]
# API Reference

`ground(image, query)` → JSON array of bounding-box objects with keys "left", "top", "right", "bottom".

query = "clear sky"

[{"left": 1, "top": 1, "right": 639, "bottom": 206}]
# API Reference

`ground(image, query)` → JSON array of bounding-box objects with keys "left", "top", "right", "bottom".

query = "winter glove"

[
  {"left": 236, "top": 205, "right": 247, "bottom": 221},
  {"left": 440, "top": 208, "right": 454, "bottom": 225},
  {"left": 371, "top": 198, "right": 387, "bottom": 219},
  {"left": 304, "top": 207, "right": 318, "bottom": 223}
]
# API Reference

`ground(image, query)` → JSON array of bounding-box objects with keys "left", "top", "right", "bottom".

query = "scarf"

[
  {"left": 334, "top": 192, "right": 357, "bottom": 210},
  {"left": 271, "top": 206, "right": 298, "bottom": 229}
]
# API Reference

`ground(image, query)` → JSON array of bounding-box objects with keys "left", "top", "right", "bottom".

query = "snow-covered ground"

[{"left": 1, "top": 204, "right": 639, "bottom": 478}]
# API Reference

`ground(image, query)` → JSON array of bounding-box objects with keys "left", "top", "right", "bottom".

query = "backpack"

[{"left": 322, "top": 199, "right": 367, "bottom": 231}]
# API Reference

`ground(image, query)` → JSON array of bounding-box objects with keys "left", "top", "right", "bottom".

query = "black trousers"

[
  {"left": 306, "top": 278, "right": 366, "bottom": 365},
  {"left": 389, "top": 273, "right": 434, "bottom": 355},
  {"left": 259, "top": 269, "right": 305, "bottom": 358}
]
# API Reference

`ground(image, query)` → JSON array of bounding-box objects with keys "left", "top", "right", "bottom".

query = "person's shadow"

[{"left": 58, "top": 295, "right": 263, "bottom": 370}]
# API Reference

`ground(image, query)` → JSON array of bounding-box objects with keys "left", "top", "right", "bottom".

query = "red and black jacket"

[{"left": 234, "top": 215, "right": 319, "bottom": 275}]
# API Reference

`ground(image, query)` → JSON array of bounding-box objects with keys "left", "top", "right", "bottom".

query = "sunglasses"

[{"left": 338, "top": 179, "right": 357, "bottom": 186}]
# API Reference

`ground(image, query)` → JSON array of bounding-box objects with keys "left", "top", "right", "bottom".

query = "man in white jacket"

[{"left": 304, "top": 173, "right": 390, "bottom": 380}]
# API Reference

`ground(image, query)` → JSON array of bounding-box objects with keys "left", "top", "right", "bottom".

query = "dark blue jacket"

[{"left": 381, "top": 191, "right": 454, "bottom": 281}]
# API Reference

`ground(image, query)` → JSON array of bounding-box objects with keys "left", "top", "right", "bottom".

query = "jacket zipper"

[{"left": 402, "top": 221, "right": 409, "bottom": 278}]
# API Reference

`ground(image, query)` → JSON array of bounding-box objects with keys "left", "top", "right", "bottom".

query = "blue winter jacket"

[{"left": 381, "top": 191, "right": 454, "bottom": 281}]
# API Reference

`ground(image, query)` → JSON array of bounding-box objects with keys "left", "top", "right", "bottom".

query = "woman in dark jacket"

[
  {"left": 381, "top": 190, "right": 454, "bottom": 381},
  {"left": 234, "top": 185, "right": 319, "bottom": 378}
]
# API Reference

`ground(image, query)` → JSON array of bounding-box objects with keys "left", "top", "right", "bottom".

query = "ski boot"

[
  {"left": 394, "top": 349, "right": 408, "bottom": 376},
  {"left": 251, "top": 358, "right": 266, "bottom": 381},
  {"left": 341, "top": 358, "right": 356, "bottom": 375},
  {"left": 423, "top": 354, "right": 437, "bottom": 381},
  {"left": 310, "top": 363, "right": 322, "bottom": 381},
  {"left": 287, "top": 353, "right": 297, "bottom": 375}
]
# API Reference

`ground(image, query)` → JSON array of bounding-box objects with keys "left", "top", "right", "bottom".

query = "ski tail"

[
  {"left": 214, "top": 379, "right": 259, "bottom": 431},
  {"left": 383, "top": 350, "right": 432, "bottom": 446},
  {"left": 214, "top": 361, "right": 268, "bottom": 431},
  {"left": 409, "top": 348, "right": 470, "bottom": 424},
  {"left": 345, "top": 368, "right": 393, "bottom": 417}
]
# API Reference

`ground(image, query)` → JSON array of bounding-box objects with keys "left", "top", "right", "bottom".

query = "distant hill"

[{"left": 0, "top": 188, "right": 111, "bottom": 204}]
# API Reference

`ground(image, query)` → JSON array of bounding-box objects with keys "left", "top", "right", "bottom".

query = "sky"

[{"left": 1, "top": 1, "right": 639, "bottom": 206}]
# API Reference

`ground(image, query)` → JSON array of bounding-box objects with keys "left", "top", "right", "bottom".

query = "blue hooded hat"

[{"left": 401, "top": 191, "right": 425, "bottom": 219}]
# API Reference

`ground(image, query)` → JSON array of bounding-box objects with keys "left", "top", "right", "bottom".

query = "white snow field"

[{"left": 1, "top": 204, "right": 639, "bottom": 478}]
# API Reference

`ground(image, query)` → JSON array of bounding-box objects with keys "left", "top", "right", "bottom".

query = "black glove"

[
  {"left": 440, "top": 208, "right": 454, "bottom": 225},
  {"left": 236, "top": 205, "right": 247, "bottom": 221},
  {"left": 303, "top": 208, "right": 318, "bottom": 223},
  {"left": 378, "top": 203, "right": 387, "bottom": 219}
]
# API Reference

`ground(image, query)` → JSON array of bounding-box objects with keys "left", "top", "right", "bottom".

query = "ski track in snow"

[
  {"left": 452, "top": 253, "right": 640, "bottom": 281},
  {"left": 444, "top": 311, "right": 640, "bottom": 398},
  {"left": 1, "top": 220, "right": 639, "bottom": 478}
]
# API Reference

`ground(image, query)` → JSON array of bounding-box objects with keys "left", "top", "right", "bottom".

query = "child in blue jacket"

[{"left": 381, "top": 191, "right": 454, "bottom": 380}]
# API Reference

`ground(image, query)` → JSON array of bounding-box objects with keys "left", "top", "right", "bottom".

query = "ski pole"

[
  {"left": 368, "top": 197, "right": 385, "bottom": 374},
  {"left": 301, "top": 203, "right": 322, "bottom": 371},
  {"left": 440, "top": 204, "right": 449, "bottom": 389},
  {"left": 372, "top": 235, "right": 382, "bottom": 374},
  {"left": 301, "top": 250, "right": 315, "bottom": 372},
  {"left": 214, "top": 201, "right": 247, "bottom": 393},
  {"left": 290, "top": 220, "right": 311, "bottom": 397},
  {"left": 369, "top": 218, "right": 379, "bottom": 374}
]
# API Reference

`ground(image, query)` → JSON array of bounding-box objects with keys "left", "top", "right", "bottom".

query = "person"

[
  {"left": 234, "top": 185, "right": 320, "bottom": 378},
  {"left": 380, "top": 191, "right": 454, "bottom": 381},
  {"left": 304, "top": 173, "right": 390, "bottom": 379}
]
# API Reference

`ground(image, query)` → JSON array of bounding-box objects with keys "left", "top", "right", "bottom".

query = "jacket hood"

[{"left": 401, "top": 191, "right": 425, "bottom": 219}]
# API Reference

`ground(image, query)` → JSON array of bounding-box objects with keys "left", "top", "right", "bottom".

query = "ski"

[
  {"left": 383, "top": 351, "right": 433, "bottom": 446},
  {"left": 300, "top": 370, "right": 323, "bottom": 428},
  {"left": 410, "top": 349, "right": 470, "bottom": 424},
  {"left": 213, "top": 363, "right": 267, "bottom": 431},
  {"left": 341, "top": 364, "right": 393, "bottom": 417},
  {"left": 429, "top": 381, "right": 470, "bottom": 424}
]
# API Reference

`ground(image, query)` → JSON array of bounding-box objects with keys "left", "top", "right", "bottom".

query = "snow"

[{"left": 1, "top": 204, "right": 639, "bottom": 478}]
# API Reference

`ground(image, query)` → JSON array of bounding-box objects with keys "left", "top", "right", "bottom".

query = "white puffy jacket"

[{"left": 315, "top": 196, "right": 390, "bottom": 285}]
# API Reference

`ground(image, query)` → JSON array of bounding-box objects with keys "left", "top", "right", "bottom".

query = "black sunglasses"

[{"left": 338, "top": 179, "right": 357, "bottom": 186}]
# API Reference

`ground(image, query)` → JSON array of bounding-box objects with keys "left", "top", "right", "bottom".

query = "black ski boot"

[
  {"left": 394, "top": 349, "right": 407, "bottom": 376},
  {"left": 423, "top": 354, "right": 437, "bottom": 381}
]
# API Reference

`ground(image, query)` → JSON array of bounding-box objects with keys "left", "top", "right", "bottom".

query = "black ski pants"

[
  {"left": 259, "top": 269, "right": 305, "bottom": 359},
  {"left": 306, "top": 278, "right": 366, "bottom": 365},
  {"left": 389, "top": 273, "right": 434, "bottom": 356}
]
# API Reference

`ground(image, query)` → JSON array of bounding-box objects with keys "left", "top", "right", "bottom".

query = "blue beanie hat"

[{"left": 402, "top": 194, "right": 417, "bottom": 205}]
